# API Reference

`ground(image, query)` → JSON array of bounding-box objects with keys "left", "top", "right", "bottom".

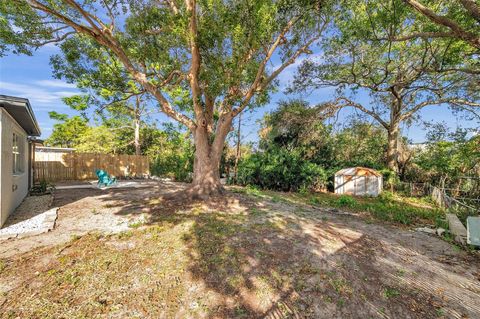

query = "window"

[{"left": 13, "top": 133, "right": 24, "bottom": 174}]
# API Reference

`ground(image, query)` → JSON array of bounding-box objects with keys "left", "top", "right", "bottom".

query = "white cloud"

[
  {"left": 34, "top": 79, "right": 77, "bottom": 89},
  {"left": 0, "top": 81, "right": 78, "bottom": 109}
]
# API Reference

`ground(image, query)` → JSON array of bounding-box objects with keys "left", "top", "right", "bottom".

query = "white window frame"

[{"left": 12, "top": 132, "right": 24, "bottom": 175}]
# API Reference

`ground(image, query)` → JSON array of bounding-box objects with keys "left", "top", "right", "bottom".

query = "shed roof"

[
  {"left": 335, "top": 167, "right": 382, "bottom": 177},
  {"left": 0, "top": 95, "right": 41, "bottom": 136}
]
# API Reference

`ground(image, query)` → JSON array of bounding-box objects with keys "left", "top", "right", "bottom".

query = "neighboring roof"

[
  {"left": 335, "top": 167, "right": 382, "bottom": 177},
  {"left": 36, "top": 146, "right": 75, "bottom": 152},
  {"left": 0, "top": 95, "right": 41, "bottom": 136},
  {"left": 29, "top": 138, "right": 44, "bottom": 145}
]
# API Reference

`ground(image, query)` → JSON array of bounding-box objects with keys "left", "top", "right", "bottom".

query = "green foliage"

[
  {"left": 45, "top": 115, "right": 88, "bottom": 148},
  {"left": 414, "top": 135, "right": 480, "bottom": 187},
  {"left": 336, "top": 195, "right": 357, "bottom": 208},
  {"left": 0, "top": 0, "right": 334, "bottom": 188},
  {"left": 75, "top": 126, "right": 118, "bottom": 153},
  {"left": 242, "top": 100, "right": 390, "bottom": 192},
  {"left": 148, "top": 127, "right": 194, "bottom": 182},
  {"left": 378, "top": 191, "right": 394, "bottom": 203},
  {"left": 380, "top": 169, "right": 400, "bottom": 189},
  {"left": 31, "top": 179, "right": 55, "bottom": 195},
  {"left": 237, "top": 146, "right": 328, "bottom": 192},
  {"left": 305, "top": 192, "right": 444, "bottom": 226}
]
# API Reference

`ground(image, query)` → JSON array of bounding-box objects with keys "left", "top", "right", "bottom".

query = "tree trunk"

[
  {"left": 186, "top": 119, "right": 231, "bottom": 199},
  {"left": 134, "top": 96, "right": 141, "bottom": 156},
  {"left": 233, "top": 113, "right": 241, "bottom": 184},
  {"left": 386, "top": 123, "right": 400, "bottom": 173},
  {"left": 134, "top": 117, "right": 141, "bottom": 156}
]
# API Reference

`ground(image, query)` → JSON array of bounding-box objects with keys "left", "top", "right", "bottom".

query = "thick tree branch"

[
  {"left": 379, "top": 31, "right": 457, "bottom": 42},
  {"left": 186, "top": 0, "right": 203, "bottom": 128},
  {"left": 401, "top": 98, "right": 480, "bottom": 120},
  {"left": 334, "top": 97, "right": 390, "bottom": 129},
  {"left": 459, "top": 0, "right": 480, "bottom": 23},
  {"left": 402, "top": 0, "right": 480, "bottom": 49},
  {"left": 25, "top": 0, "right": 195, "bottom": 130}
]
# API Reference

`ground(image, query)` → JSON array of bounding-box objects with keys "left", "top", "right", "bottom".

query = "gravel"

[{"left": 0, "top": 195, "right": 57, "bottom": 240}]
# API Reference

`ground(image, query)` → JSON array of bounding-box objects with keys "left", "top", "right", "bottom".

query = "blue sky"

[{"left": 0, "top": 45, "right": 476, "bottom": 144}]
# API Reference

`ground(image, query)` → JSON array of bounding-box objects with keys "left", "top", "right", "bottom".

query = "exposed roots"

[{"left": 163, "top": 182, "right": 226, "bottom": 201}]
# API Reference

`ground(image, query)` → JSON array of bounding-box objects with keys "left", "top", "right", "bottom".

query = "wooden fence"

[{"left": 34, "top": 150, "right": 150, "bottom": 182}]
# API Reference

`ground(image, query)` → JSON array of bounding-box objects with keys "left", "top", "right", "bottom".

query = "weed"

[
  {"left": 329, "top": 277, "right": 352, "bottom": 295},
  {"left": 250, "top": 208, "right": 265, "bottom": 216},
  {"left": 298, "top": 186, "right": 309, "bottom": 196},
  {"left": 70, "top": 234, "right": 82, "bottom": 241},
  {"left": 435, "top": 218, "right": 449, "bottom": 230},
  {"left": 309, "top": 196, "right": 320, "bottom": 205},
  {"left": 245, "top": 185, "right": 263, "bottom": 197},
  {"left": 396, "top": 269, "right": 406, "bottom": 277},
  {"left": 129, "top": 221, "right": 144, "bottom": 229},
  {"left": 336, "top": 195, "right": 357, "bottom": 208},
  {"left": 270, "top": 195, "right": 283, "bottom": 203},
  {"left": 383, "top": 287, "right": 400, "bottom": 299},
  {"left": 436, "top": 307, "right": 445, "bottom": 317},
  {"left": 118, "top": 230, "right": 134, "bottom": 239},
  {"left": 378, "top": 191, "right": 394, "bottom": 203},
  {"left": 0, "top": 259, "right": 6, "bottom": 272}
]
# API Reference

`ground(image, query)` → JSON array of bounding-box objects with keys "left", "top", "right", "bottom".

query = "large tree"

[
  {"left": 1, "top": 0, "right": 330, "bottom": 197},
  {"left": 292, "top": 0, "right": 480, "bottom": 172}
]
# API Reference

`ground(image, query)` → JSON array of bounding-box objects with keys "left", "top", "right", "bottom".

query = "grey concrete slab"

[{"left": 446, "top": 213, "right": 467, "bottom": 245}]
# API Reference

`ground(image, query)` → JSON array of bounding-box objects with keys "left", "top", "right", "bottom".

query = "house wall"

[{"left": 0, "top": 109, "right": 29, "bottom": 227}]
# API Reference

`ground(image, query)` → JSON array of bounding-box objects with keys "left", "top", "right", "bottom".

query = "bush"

[
  {"left": 150, "top": 151, "right": 193, "bottom": 182},
  {"left": 237, "top": 147, "right": 328, "bottom": 192},
  {"left": 380, "top": 169, "right": 399, "bottom": 189},
  {"left": 378, "top": 191, "right": 394, "bottom": 203},
  {"left": 336, "top": 195, "right": 357, "bottom": 208}
]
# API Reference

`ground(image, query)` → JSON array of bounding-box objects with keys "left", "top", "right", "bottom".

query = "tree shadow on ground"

[
  {"left": 3, "top": 184, "right": 478, "bottom": 318},
  {"left": 100, "top": 188, "right": 452, "bottom": 318}
]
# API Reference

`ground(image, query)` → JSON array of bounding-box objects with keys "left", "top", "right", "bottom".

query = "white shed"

[{"left": 334, "top": 167, "right": 382, "bottom": 197}]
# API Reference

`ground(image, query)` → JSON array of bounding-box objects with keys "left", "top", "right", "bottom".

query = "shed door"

[
  {"left": 355, "top": 176, "right": 366, "bottom": 196},
  {"left": 344, "top": 175, "right": 354, "bottom": 195},
  {"left": 367, "top": 176, "right": 378, "bottom": 196}
]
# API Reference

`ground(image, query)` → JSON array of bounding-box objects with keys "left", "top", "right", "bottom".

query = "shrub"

[
  {"left": 150, "top": 153, "right": 192, "bottom": 182},
  {"left": 336, "top": 195, "right": 357, "bottom": 208},
  {"left": 380, "top": 169, "right": 399, "bottom": 190},
  {"left": 237, "top": 147, "right": 328, "bottom": 192},
  {"left": 378, "top": 191, "right": 394, "bottom": 203}
]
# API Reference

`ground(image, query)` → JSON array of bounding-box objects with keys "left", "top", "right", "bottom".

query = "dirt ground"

[{"left": 0, "top": 182, "right": 479, "bottom": 318}]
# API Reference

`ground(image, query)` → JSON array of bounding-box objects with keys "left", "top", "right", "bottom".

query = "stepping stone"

[
  {"left": 467, "top": 216, "right": 480, "bottom": 246},
  {"left": 446, "top": 213, "right": 467, "bottom": 245}
]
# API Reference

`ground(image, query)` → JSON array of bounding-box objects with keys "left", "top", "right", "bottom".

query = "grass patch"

[
  {"left": 383, "top": 287, "right": 400, "bottom": 299},
  {"left": 280, "top": 190, "right": 444, "bottom": 226},
  {"left": 336, "top": 195, "right": 357, "bottom": 208}
]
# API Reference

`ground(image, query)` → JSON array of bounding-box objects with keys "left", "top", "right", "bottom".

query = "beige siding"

[{"left": 0, "top": 109, "right": 29, "bottom": 227}]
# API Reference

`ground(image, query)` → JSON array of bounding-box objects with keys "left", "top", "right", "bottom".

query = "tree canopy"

[
  {"left": 0, "top": 0, "right": 332, "bottom": 196},
  {"left": 291, "top": 0, "right": 480, "bottom": 172}
]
